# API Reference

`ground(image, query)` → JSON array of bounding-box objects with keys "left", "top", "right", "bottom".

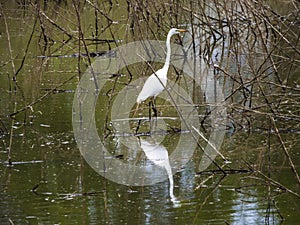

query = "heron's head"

[{"left": 169, "top": 28, "right": 188, "bottom": 36}]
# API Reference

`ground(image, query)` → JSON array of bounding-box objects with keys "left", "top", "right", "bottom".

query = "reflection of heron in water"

[
  {"left": 139, "top": 137, "right": 180, "bottom": 206},
  {"left": 134, "top": 28, "right": 187, "bottom": 118}
]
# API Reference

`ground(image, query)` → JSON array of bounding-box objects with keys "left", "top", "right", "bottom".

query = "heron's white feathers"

[
  {"left": 136, "top": 67, "right": 168, "bottom": 104},
  {"left": 136, "top": 28, "right": 186, "bottom": 104}
]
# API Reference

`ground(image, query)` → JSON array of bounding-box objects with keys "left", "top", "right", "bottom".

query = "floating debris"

[
  {"left": 40, "top": 124, "right": 51, "bottom": 128},
  {"left": 2, "top": 160, "right": 43, "bottom": 166}
]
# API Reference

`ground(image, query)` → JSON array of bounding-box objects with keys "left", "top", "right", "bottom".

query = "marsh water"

[{"left": 1, "top": 1, "right": 300, "bottom": 224}]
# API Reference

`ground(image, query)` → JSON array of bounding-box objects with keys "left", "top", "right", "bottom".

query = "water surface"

[{"left": 0, "top": 1, "right": 299, "bottom": 224}]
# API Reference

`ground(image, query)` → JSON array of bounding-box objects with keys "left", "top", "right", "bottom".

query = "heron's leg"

[
  {"left": 133, "top": 103, "right": 140, "bottom": 117},
  {"left": 135, "top": 119, "right": 141, "bottom": 134},
  {"left": 152, "top": 97, "right": 158, "bottom": 118},
  {"left": 148, "top": 101, "right": 153, "bottom": 134},
  {"left": 133, "top": 103, "right": 142, "bottom": 134},
  {"left": 148, "top": 101, "right": 152, "bottom": 121}
]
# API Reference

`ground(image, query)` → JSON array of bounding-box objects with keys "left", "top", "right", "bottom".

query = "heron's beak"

[{"left": 178, "top": 29, "right": 188, "bottom": 33}]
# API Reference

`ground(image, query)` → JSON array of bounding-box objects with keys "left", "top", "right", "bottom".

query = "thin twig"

[
  {"left": 14, "top": 14, "right": 38, "bottom": 78},
  {"left": 270, "top": 116, "right": 300, "bottom": 185},
  {"left": 9, "top": 75, "right": 77, "bottom": 118}
]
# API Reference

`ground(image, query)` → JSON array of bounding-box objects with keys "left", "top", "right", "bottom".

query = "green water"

[{"left": 0, "top": 1, "right": 299, "bottom": 224}]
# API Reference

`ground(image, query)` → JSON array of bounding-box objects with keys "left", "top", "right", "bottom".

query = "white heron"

[{"left": 134, "top": 28, "right": 187, "bottom": 117}]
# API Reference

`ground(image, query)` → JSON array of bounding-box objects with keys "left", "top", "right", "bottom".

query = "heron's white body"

[
  {"left": 136, "top": 67, "right": 168, "bottom": 104},
  {"left": 136, "top": 28, "right": 186, "bottom": 104}
]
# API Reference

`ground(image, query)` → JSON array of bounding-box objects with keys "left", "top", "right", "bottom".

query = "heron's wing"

[{"left": 137, "top": 69, "right": 167, "bottom": 103}]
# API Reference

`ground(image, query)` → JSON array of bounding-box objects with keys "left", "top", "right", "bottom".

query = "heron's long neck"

[{"left": 163, "top": 33, "right": 172, "bottom": 71}]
